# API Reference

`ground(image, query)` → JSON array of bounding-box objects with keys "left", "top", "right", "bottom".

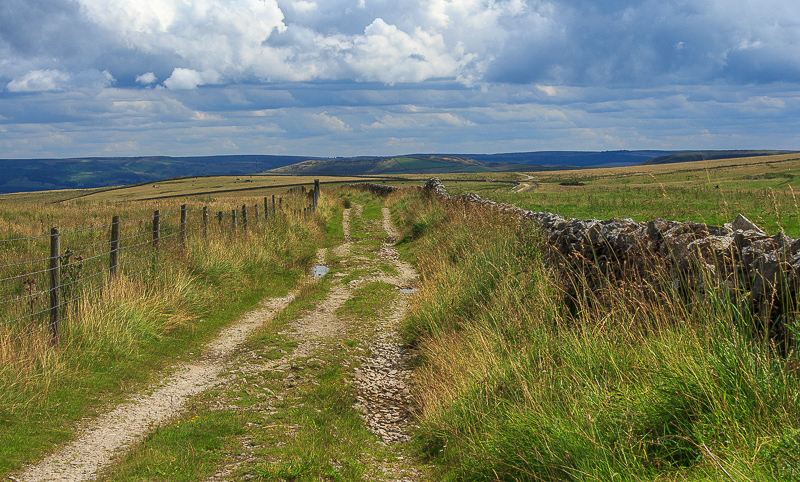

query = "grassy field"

[
  {"left": 0, "top": 174, "right": 405, "bottom": 205},
  {"left": 442, "top": 153, "right": 800, "bottom": 236},
  {"left": 2, "top": 154, "right": 800, "bottom": 480},
  {"left": 0, "top": 186, "right": 329, "bottom": 474},
  {"left": 391, "top": 188, "right": 800, "bottom": 481}
]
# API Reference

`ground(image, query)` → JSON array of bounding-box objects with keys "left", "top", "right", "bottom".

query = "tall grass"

[
  {"left": 394, "top": 193, "right": 800, "bottom": 480},
  {"left": 0, "top": 192, "right": 328, "bottom": 474}
]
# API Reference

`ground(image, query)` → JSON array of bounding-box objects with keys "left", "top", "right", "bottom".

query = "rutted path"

[
  {"left": 352, "top": 208, "right": 418, "bottom": 444},
  {"left": 18, "top": 293, "right": 299, "bottom": 482},
  {"left": 18, "top": 201, "right": 424, "bottom": 481}
]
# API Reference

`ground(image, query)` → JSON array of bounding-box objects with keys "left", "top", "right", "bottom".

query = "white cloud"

[
  {"left": 78, "top": 0, "right": 289, "bottom": 78},
  {"left": 7, "top": 70, "right": 70, "bottom": 92},
  {"left": 292, "top": 1, "right": 318, "bottom": 14},
  {"left": 5, "top": 69, "right": 113, "bottom": 92},
  {"left": 164, "top": 68, "right": 220, "bottom": 89},
  {"left": 310, "top": 111, "right": 351, "bottom": 132},
  {"left": 135, "top": 72, "right": 157, "bottom": 84},
  {"left": 346, "top": 18, "right": 465, "bottom": 83},
  {"left": 536, "top": 85, "right": 558, "bottom": 96},
  {"left": 366, "top": 111, "right": 474, "bottom": 129}
]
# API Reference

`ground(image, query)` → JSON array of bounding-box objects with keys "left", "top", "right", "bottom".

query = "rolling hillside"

[
  {"left": 640, "top": 150, "right": 796, "bottom": 165},
  {"left": 0, "top": 155, "right": 311, "bottom": 194},
  {"left": 267, "top": 155, "right": 531, "bottom": 175}
]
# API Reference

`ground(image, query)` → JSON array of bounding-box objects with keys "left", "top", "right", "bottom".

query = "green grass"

[
  {"left": 392, "top": 157, "right": 448, "bottom": 171},
  {"left": 336, "top": 281, "right": 397, "bottom": 320},
  {"left": 442, "top": 154, "right": 800, "bottom": 236},
  {"left": 0, "top": 195, "right": 329, "bottom": 477},
  {"left": 392, "top": 192, "right": 800, "bottom": 481},
  {"left": 101, "top": 410, "right": 248, "bottom": 481},
  {"left": 96, "top": 193, "right": 421, "bottom": 480}
]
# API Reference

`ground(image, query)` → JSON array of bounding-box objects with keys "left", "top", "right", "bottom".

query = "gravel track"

[{"left": 17, "top": 203, "right": 420, "bottom": 481}]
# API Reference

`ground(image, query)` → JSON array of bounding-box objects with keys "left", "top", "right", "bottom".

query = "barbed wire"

[
  {"left": 0, "top": 287, "right": 47, "bottom": 308},
  {"left": 0, "top": 254, "right": 54, "bottom": 271},
  {"left": 0, "top": 198, "right": 304, "bottom": 343},
  {"left": 0, "top": 266, "right": 54, "bottom": 285},
  {"left": 1, "top": 304, "right": 52, "bottom": 330},
  {"left": 0, "top": 232, "right": 52, "bottom": 244}
]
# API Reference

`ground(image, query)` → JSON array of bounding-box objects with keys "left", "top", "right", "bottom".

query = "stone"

[{"left": 731, "top": 214, "right": 766, "bottom": 235}]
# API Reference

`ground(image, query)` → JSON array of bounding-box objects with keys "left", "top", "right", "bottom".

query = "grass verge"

[
  {"left": 393, "top": 192, "right": 800, "bottom": 481},
  {"left": 0, "top": 196, "right": 329, "bottom": 477}
]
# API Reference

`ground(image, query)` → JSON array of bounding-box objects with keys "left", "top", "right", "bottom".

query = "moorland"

[{"left": 1, "top": 153, "right": 799, "bottom": 480}]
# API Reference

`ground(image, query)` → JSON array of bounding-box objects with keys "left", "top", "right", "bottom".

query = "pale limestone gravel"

[
  {"left": 333, "top": 208, "right": 352, "bottom": 257},
  {"left": 18, "top": 203, "right": 421, "bottom": 482},
  {"left": 382, "top": 207, "right": 400, "bottom": 242},
  {"left": 17, "top": 293, "right": 298, "bottom": 482},
  {"left": 352, "top": 207, "right": 419, "bottom": 445}
]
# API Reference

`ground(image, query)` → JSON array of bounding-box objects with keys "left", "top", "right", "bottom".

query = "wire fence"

[{"left": 1, "top": 181, "right": 321, "bottom": 346}]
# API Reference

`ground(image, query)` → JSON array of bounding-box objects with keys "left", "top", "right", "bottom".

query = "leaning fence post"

[
  {"left": 110, "top": 215, "right": 120, "bottom": 279},
  {"left": 152, "top": 210, "right": 161, "bottom": 249},
  {"left": 202, "top": 207, "right": 209, "bottom": 241},
  {"left": 313, "top": 179, "right": 320, "bottom": 212},
  {"left": 180, "top": 204, "right": 187, "bottom": 249},
  {"left": 49, "top": 227, "right": 60, "bottom": 345},
  {"left": 272, "top": 195, "right": 276, "bottom": 216},
  {"left": 242, "top": 204, "right": 248, "bottom": 230},
  {"left": 217, "top": 211, "right": 223, "bottom": 228}
]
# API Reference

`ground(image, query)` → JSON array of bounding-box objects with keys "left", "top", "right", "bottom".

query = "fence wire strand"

[{"left": 1, "top": 200, "right": 275, "bottom": 343}]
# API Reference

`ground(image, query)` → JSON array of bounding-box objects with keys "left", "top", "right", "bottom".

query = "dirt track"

[{"left": 18, "top": 203, "right": 421, "bottom": 482}]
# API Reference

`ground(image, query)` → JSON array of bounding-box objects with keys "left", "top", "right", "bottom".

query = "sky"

[{"left": 1, "top": 0, "right": 800, "bottom": 159}]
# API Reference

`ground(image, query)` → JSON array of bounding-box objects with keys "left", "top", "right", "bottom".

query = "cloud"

[
  {"left": 135, "top": 72, "right": 157, "bottom": 85},
  {"left": 366, "top": 111, "right": 474, "bottom": 130},
  {"left": 310, "top": 111, "right": 351, "bottom": 131},
  {"left": 292, "top": 1, "right": 318, "bottom": 14},
  {"left": 5, "top": 69, "right": 114, "bottom": 92},
  {"left": 164, "top": 68, "right": 220, "bottom": 89},
  {"left": 2, "top": 0, "right": 800, "bottom": 159},
  {"left": 6, "top": 70, "right": 71, "bottom": 92}
]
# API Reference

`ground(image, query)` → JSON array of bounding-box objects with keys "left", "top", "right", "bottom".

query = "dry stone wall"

[
  {"left": 418, "top": 178, "right": 799, "bottom": 345},
  {"left": 348, "top": 177, "right": 800, "bottom": 344},
  {"left": 347, "top": 182, "right": 401, "bottom": 196}
]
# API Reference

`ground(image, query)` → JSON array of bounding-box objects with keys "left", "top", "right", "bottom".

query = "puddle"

[
  {"left": 311, "top": 265, "right": 330, "bottom": 279},
  {"left": 398, "top": 288, "right": 418, "bottom": 294}
]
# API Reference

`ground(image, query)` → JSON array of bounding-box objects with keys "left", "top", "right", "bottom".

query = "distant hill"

[
  {"left": 4, "top": 150, "right": 797, "bottom": 194},
  {"left": 468, "top": 150, "right": 676, "bottom": 167},
  {"left": 641, "top": 150, "right": 797, "bottom": 165},
  {"left": 269, "top": 151, "right": 680, "bottom": 176},
  {"left": 0, "top": 155, "right": 310, "bottom": 194},
  {"left": 268, "top": 155, "right": 530, "bottom": 176}
]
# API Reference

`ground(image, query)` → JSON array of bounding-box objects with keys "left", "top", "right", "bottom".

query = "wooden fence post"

[
  {"left": 202, "top": 207, "right": 209, "bottom": 240},
  {"left": 180, "top": 204, "right": 187, "bottom": 249},
  {"left": 232, "top": 209, "right": 237, "bottom": 231},
  {"left": 254, "top": 204, "right": 259, "bottom": 223},
  {"left": 272, "top": 195, "right": 276, "bottom": 216},
  {"left": 217, "top": 211, "right": 223, "bottom": 228},
  {"left": 109, "top": 216, "right": 120, "bottom": 279},
  {"left": 153, "top": 210, "right": 161, "bottom": 249},
  {"left": 49, "top": 227, "right": 60, "bottom": 345},
  {"left": 242, "top": 204, "right": 248, "bottom": 230},
  {"left": 314, "top": 179, "right": 320, "bottom": 212},
  {"left": 264, "top": 197, "right": 269, "bottom": 220}
]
